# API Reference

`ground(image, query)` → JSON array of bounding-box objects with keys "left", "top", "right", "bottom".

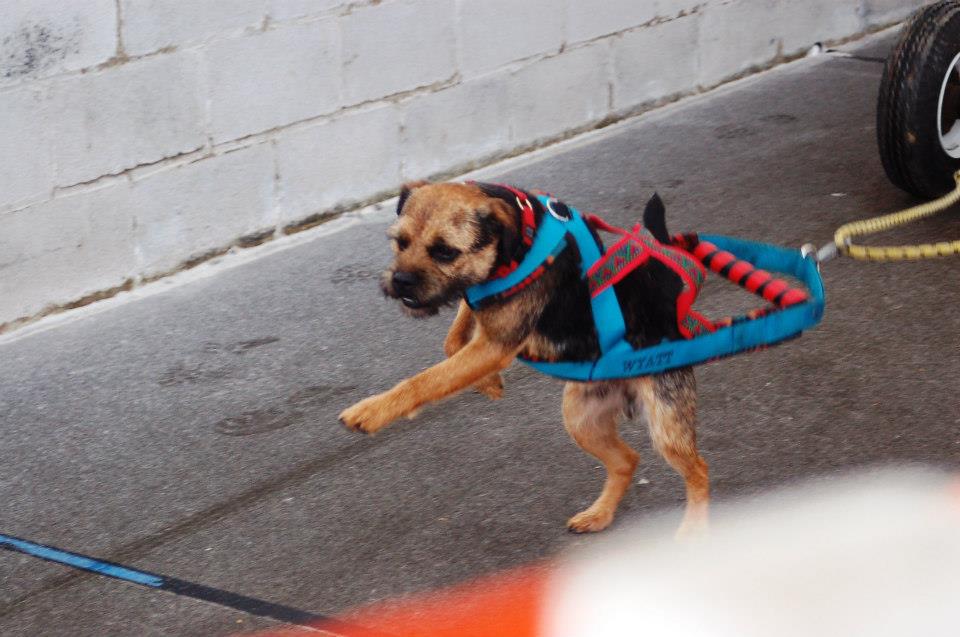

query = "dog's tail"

[{"left": 643, "top": 193, "right": 670, "bottom": 244}]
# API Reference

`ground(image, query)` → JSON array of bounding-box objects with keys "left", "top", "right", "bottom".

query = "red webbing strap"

[
  {"left": 585, "top": 214, "right": 630, "bottom": 236},
  {"left": 469, "top": 182, "right": 541, "bottom": 281},
  {"left": 493, "top": 183, "right": 538, "bottom": 247},
  {"left": 585, "top": 215, "right": 714, "bottom": 338},
  {"left": 584, "top": 234, "right": 650, "bottom": 297},
  {"left": 691, "top": 240, "right": 809, "bottom": 308},
  {"left": 684, "top": 309, "right": 715, "bottom": 336}
]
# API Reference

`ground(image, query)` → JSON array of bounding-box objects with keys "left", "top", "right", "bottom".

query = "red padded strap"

[{"left": 693, "top": 240, "right": 809, "bottom": 308}]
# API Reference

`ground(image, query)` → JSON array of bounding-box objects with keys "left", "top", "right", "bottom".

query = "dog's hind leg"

[
  {"left": 563, "top": 382, "right": 640, "bottom": 533},
  {"left": 636, "top": 370, "right": 709, "bottom": 538},
  {"left": 444, "top": 300, "right": 503, "bottom": 400}
]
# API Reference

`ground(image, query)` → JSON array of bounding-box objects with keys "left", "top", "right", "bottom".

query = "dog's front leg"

[
  {"left": 444, "top": 301, "right": 505, "bottom": 400},
  {"left": 340, "top": 332, "right": 516, "bottom": 435}
]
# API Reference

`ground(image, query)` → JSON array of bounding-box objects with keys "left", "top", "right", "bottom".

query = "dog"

[{"left": 339, "top": 181, "right": 709, "bottom": 534}]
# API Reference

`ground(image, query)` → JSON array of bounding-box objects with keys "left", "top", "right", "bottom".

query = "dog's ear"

[
  {"left": 643, "top": 192, "right": 671, "bottom": 244},
  {"left": 498, "top": 220, "right": 520, "bottom": 265},
  {"left": 479, "top": 199, "right": 519, "bottom": 265},
  {"left": 396, "top": 180, "right": 429, "bottom": 216}
]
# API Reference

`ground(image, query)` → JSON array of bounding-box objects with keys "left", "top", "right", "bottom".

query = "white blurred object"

[{"left": 545, "top": 470, "right": 960, "bottom": 637}]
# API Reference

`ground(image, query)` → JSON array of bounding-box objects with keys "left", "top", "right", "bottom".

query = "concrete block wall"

[{"left": 0, "top": 0, "right": 931, "bottom": 331}]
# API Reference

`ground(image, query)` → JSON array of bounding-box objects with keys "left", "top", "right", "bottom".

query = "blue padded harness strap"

[
  {"left": 464, "top": 209, "right": 568, "bottom": 309},
  {"left": 525, "top": 235, "right": 825, "bottom": 381},
  {"left": 555, "top": 197, "right": 626, "bottom": 355}
]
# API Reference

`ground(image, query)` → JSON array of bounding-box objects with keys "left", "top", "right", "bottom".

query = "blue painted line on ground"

[{"left": 0, "top": 531, "right": 342, "bottom": 631}]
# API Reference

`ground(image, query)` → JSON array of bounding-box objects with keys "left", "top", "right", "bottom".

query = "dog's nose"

[{"left": 392, "top": 270, "right": 420, "bottom": 294}]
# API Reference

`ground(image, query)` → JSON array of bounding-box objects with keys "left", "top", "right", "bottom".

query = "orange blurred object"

[{"left": 248, "top": 564, "right": 551, "bottom": 637}]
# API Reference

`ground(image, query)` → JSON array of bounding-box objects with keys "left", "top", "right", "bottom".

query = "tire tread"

[{"left": 878, "top": 1, "right": 960, "bottom": 197}]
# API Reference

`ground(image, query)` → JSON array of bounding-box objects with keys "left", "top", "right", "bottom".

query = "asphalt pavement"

[{"left": 2, "top": 28, "right": 959, "bottom": 636}]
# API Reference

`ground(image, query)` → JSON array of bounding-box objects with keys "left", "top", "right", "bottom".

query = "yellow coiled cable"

[{"left": 832, "top": 170, "right": 960, "bottom": 261}]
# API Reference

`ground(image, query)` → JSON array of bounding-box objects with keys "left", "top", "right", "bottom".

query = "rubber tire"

[{"left": 877, "top": 0, "right": 960, "bottom": 198}]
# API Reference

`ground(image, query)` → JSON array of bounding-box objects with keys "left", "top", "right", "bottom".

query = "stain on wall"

[{"left": 1, "top": 20, "right": 81, "bottom": 80}]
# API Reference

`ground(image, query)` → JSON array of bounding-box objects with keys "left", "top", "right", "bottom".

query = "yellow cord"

[{"left": 833, "top": 170, "right": 960, "bottom": 261}]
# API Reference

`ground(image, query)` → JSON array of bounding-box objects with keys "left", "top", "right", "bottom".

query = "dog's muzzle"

[{"left": 391, "top": 271, "right": 424, "bottom": 308}]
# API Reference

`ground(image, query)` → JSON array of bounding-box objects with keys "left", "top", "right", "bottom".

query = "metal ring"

[{"left": 545, "top": 197, "right": 569, "bottom": 221}]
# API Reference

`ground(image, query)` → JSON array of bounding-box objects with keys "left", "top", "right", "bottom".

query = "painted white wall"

[{"left": 0, "top": 0, "right": 930, "bottom": 330}]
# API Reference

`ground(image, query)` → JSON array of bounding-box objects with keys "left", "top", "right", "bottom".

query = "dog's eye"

[
  {"left": 428, "top": 244, "right": 461, "bottom": 263},
  {"left": 395, "top": 236, "right": 410, "bottom": 251}
]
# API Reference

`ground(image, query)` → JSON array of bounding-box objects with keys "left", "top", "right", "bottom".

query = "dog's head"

[{"left": 381, "top": 181, "right": 518, "bottom": 317}]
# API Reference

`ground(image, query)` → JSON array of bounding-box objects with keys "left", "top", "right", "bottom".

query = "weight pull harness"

[{"left": 464, "top": 185, "right": 826, "bottom": 382}]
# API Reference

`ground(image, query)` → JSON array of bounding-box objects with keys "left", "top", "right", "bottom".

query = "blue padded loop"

[{"left": 527, "top": 235, "right": 825, "bottom": 381}]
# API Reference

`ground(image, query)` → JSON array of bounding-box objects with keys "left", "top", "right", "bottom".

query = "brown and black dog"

[{"left": 339, "top": 181, "right": 709, "bottom": 534}]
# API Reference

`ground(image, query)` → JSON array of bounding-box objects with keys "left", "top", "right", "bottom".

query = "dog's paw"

[
  {"left": 567, "top": 507, "right": 615, "bottom": 533},
  {"left": 473, "top": 373, "right": 504, "bottom": 401},
  {"left": 674, "top": 505, "right": 709, "bottom": 541},
  {"left": 339, "top": 394, "right": 398, "bottom": 435}
]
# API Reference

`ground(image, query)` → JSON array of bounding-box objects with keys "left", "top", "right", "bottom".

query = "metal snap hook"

[{"left": 800, "top": 243, "right": 820, "bottom": 272}]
